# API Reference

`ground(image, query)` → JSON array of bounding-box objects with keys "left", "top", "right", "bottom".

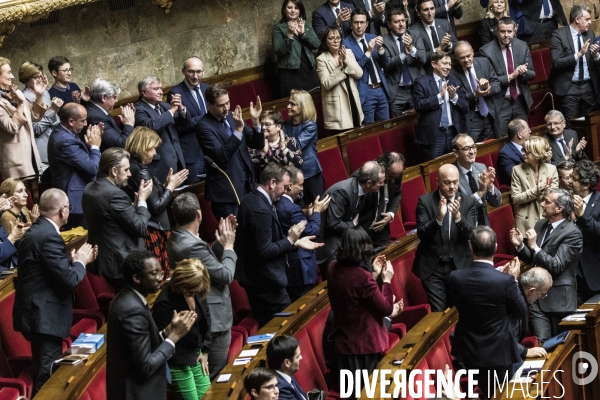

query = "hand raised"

[
  {"left": 509, "top": 228, "right": 524, "bottom": 247},
  {"left": 232, "top": 105, "right": 245, "bottom": 131},
  {"left": 166, "top": 310, "right": 197, "bottom": 343},
  {"left": 312, "top": 194, "right": 331, "bottom": 213},
  {"left": 288, "top": 220, "right": 307, "bottom": 243},
  {"left": 294, "top": 235, "right": 324, "bottom": 250}
]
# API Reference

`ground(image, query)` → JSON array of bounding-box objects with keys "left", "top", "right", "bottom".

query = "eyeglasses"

[
  {"left": 260, "top": 384, "right": 279, "bottom": 392},
  {"left": 58, "top": 68, "right": 73, "bottom": 73},
  {"left": 546, "top": 121, "right": 565, "bottom": 127},
  {"left": 148, "top": 270, "right": 164, "bottom": 280},
  {"left": 62, "top": 204, "right": 73, "bottom": 211},
  {"left": 261, "top": 122, "right": 274, "bottom": 127},
  {"left": 458, "top": 145, "right": 477, "bottom": 153}
]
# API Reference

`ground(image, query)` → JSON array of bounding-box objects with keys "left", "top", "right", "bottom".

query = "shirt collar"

[
  {"left": 583, "top": 193, "right": 593, "bottom": 204},
  {"left": 352, "top": 33, "right": 365, "bottom": 42},
  {"left": 257, "top": 186, "right": 272, "bottom": 205},
  {"left": 44, "top": 217, "right": 61, "bottom": 234},
  {"left": 142, "top": 98, "right": 160, "bottom": 110},
  {"left": 91, "top": 101, "right": 108, "bottom": 115},
  {"left": 276, "top": 370, "right": 292, "bottom": 384},
  {"left": 475, "top": 259, "right": 495, "bottom": 266},
  {"left": 549, "top": 218, "right": 565, "bottom": 229},
  {"left": 433, "top": 72, "right": 445, "bottom": 82},
  {"left": 569, "top": 25, "right": 580, "bottom": 37},
  {"left": 51, "top": 83, "right": 71, "bottom": 92},
  {"left": 131, "top": 287, "right": 148, "bottom": 306},
  {"left": 184, "top": 80, "right": 199, "bottom": 92},
  {"left": 358, "top": 184, "right": 365, "bottom": 197},
  {"left": 456, "top": 162, "right": 472, "bottom": 175},
  {"left": 282, "top": 194, "right": 294, "bottom": 202},
  {"left": 511, "top": 141, "right": 523, "bottom": 152}
]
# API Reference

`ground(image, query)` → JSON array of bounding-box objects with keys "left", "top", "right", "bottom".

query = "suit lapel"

[
  {"left": 583, "top": 191, "right": 600, "bottom": 218},
  {"left": 493, "top": 41, "right": 507, "bottom": 75},
  {"left": 417, "top": 23, "right": 432, "bottom": 51},
  {"left": 456, "top": 67, "right": 472, "bottom": 94},
  {"left": 508, "top": 141, "right": 524, "bottom": 162},
  {"left": 183, "top": 85, "right": 202, "bottom": 115},
  {"left": 428, "top": 75, "right": 439, "bottom": 95}
]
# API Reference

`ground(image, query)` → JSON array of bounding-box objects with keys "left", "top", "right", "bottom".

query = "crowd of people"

[{"left": 3, "top": 0, "right": 600, "bottom": 399}]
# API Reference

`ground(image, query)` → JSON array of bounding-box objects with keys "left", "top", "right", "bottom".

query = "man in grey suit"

[
  {"left": 544, "top": 110, "right": 587, "bottom": 166},
  {"left": 167, "top": 192, "right": 237, "bottom": 380},
  {"left": 480, "top": 17, "right": 535, "bottom": 138},
  {"left": 451, "top": 134, "right": 501, "bottom": 227},
  {"left": 383, "top": 7, "right": 426, "bottom": 117},
  {"left": 450, "top": 41, "right": 500, "bottom": 142},
  {"left": 316, "top": 161, "right": 385, "bottom": 267},
  {"left": 549, "top": 5, "right": 600, "bottom": 123},
  {"left": 510, "top": 188, "right": 583, "bottom": 342},
  {"left": 431, "top": 0, "right": 463, "bottom": 34}
]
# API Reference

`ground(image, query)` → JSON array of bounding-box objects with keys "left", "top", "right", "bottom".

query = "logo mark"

[{"left": 572, "top": 351, "right": 598, "bottom": 385}]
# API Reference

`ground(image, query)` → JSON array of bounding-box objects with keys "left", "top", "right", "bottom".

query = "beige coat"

[
  {"left": 511, "top": 162, "right": 558, "bottom": 234},
  {"left": 316, "top": 49, "right": 363, "bottom": 131},
  {"left": 0, "top": 96, "right": 43, "bottom": 179}
]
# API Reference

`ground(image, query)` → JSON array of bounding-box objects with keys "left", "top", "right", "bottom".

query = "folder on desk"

[{"left": 543, "top": 331, "right": 569, "bottom": 352}]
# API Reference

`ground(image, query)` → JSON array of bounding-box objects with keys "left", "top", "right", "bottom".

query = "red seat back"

[
  {"left": 488, "top": 205, "right": 515, "bottom": 256},
  {"left": 303, "top": 305, "right": 331, "bottom": 375},
  {"left": 389, "top": 250, "right": 429, "bottom": 307},
  {"left": 318, "top": 147, "right": 348, "bottom": 190},
  {"left": 529, "top": 88, "right": 552, "bottom": 128},
  {"left": 81, "top": 365, "right": 106, "bottom": 400},
  {"left": 378, "top": 125, "right": 422, "bottom": 167},
  {"left": 0, "top": 293, "right": 30, "bottom": 360},
  {"left": 425, "top": 338, "right": 453, "bottom": 372},
  {"left": 228, "top": 328, "right": 245, "bottom": 363},
  {"left": 252, "top": 79, "right": 275, "bottom": 103},
  {"left": 229, "top": 280, "right": 252, "bottom": 324},
  {"left": 294, "top": 329, "right": 328, "bottom": 392},
  {"left": 73, "top": 274, "right": 101, "bottom": 313},
  {"left": 198, "top": 193, "right": 218, "bottom": 244},
  {"left": 400, "top": 176, "right": 426, "bottom": 231},
  {"left": 227, "top": 82, "right": 257, "bottom": 108},
  {"left": 529, "top": 50, "right": 547, "bottom": 83},
  {"left": 429, "top": 169, "right": 439, "bottom": 192},
  {"left": 346, "top": 135, "right": 383, "bottom": 174},
  {"left": 541, "top": 48, "right": 552, "bottom": 80},
  {"left": 389, "top": 213, "right": 406, "bottom": 241}
]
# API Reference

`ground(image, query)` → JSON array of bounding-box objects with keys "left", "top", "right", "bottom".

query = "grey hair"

[
  {"left": 544, "top": 110, "right": 565, "bottom": 123},
  {"left": 90, "top": 78, "right": 121, "bottom": 103},
  {"left": 570, "top": 4, "right": 592, "bottom": 24},
  {"left": 137, "top": 75, "right": 161, "bottom": 94},
  {"left": 546, "top": 187, "right": 574, "bottom": 217},
  {"left": 520, "top": 267, "right": 552, "bottom": 290}
]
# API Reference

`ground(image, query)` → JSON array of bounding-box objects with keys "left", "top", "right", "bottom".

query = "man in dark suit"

[
  {"left": 235, "top": 163, "right": 322, "bottom": 326},
  {"left": 13, "top": 189, "right": 96, "bottom": 396},
  {"left": 167, "top": 57, "right": 209, "bottom": 183},
  {"left": 0, "top": 195, "right": 25, "bottom": 273},
  {"left": 383, "top": 7, "right": 426, "bottom": 117},
  {"left": 409, "top": 0, "right": 457, "bottom": 73},
  {"left": 449, "top": 226, "right": 528, "bottom": 398},
  {"left": 358, "top": 152, "right": 404, "bottom": 247},
  {"left": 432, "top": 0, "right": 463, "bottom": 34},
  {"left": 107, "top": 251, "right": 196, "bottom": 400},
  {"left": 86, "top": 78, "right": 134, "bottom": 151},
  {"left": 134, "top": 75, "right": 188, "bottom": 183},
  {"left": 451, "top": 41, "right": 500, "bottom": 142},
  {"left": 343, "top": 8, "right": 390, "bottom": 125},
  {"left": 520, "top": 0, "right": 566, "bottom": 43},
  {"left": 196, "top": 84, "right": 263, "bottom": 221},
  {"left": 414, "top": 164, "right": 477, "bottom": 312},
  {"left": 275, "top": 167, "right": 330, "bottom": 301},
  {"left": 510, "top": 188, "right": 583, "bottom": 342},
  {"left": 316, "top": 161, "right": 385, "bottom": 266},
  {"left": 48, "top": 103, "right": 101, "bottom": 229},
  {"left": 544, "top": 110, "right": 587, "bottom": 165},
  {"left": 479, "top": 17, "right": 535, "bottom": 138},
  {"left": 572, "top": 160, "right": 600, "bottom": 304},
  {"left": 452, "top": 134, "right": 501, "bottom": 227},
  {"left": 550, "top": 5, "right": 600, "bottom": 123},
  {"left": 167, "top": 192, "right": 237, "bottom": 379},
  {"left": 82, "top": 148, "right": 152, "bottom": 289},
  {"left": 497, "top": 118, "right": 531, "bottom": 185},
  {"left": 266, "top": 335, "right": 308, "bottom": 400},
  {"left": 347, "top": 0, "right": 385, "bottom": 34},
  {"left": 312, "top": 0, "right": 355, "bottom": 39},
  {"left": 413, "top": 50, "right": 469, "bottom": 161}
]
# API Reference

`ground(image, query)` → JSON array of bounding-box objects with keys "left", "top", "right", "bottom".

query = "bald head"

[
  {"left": 357, "top": 161, "right": 385, "bottom": 193},
  {"left": 455, "top": 40, "right": 474, "bottom": 70},
  {"left": 521, "top": 267, "right": 553, "bottom": 304},
  {"left": 58, "top": 103, "right": 85, "bottom": 122},
  {"left": 39, "top": 189, "right": 68, "bottom": 217},
  {"left": 438, "top": 164, "right": 460, "bottom": 199},
  {"left": 182, "top": 57, "right": 204, "bottom": 87}
]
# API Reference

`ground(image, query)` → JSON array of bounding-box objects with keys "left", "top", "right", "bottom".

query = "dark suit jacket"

[
  {"left": 13, "top": 217, "right": 86, "bottom": 338},
  {"left": 196, "top": 112, "right": 263, "bottom": 204},
  {"left": 408, "top": 19, "right": 457, "bottom": 72},
  {"left": 152, "top": 282, "right": 211, "bottom": 366},
  {"left": 455, "top": 161, "right": 502, "bottom": 226},
  {"left": 480, "top": 0, "right": 524, "bottom": 36},
  {"left": 450, "top": 57, "right": 501, "bottom": 133},
  {"left": 413, "top": 191, "right": 477, "bottom": 279},
  {"left": 47, "top": 124, "right": 100, "bottom": 214},
  {"left": 544, "top": 129, "right": 586, "bottom": 165},
  {"left": 520, "top": 0, "right": 566, "bottom": 37},
  {"left": 550, "top": 26, "right": 600, "bottom": 96},
  {"left": 167, "top": 226, "right": 237, "bottom": 332},
  {"left": 343, "top": 33, "right": 391, "bottom": 102},
  {"left": 134, "top": 100, "right": 188, "bottom": 183},
  {"left": 275, "top": 195, "right": 321, "bottom": 286},
  {"left": 498, "top": 141, "right": 524, "bottom": 185},
  {"left": 234, "top": 189, "right": 293, "bottom": 290},
  {"left": 311, "top": 1, "right": 355, "bottom": 39},
  {"left": 413, "top": 73, "right": 469, "bottom": 145},
  {"left": 432, "top": 0, "right": 463, "bottom": 33},
  {"left": 575, "top": 191, "right": 600, "bottom": 291},
  {"left": 517, "top": 218, "right": 582, "bottom": 313},
  {"left": 382, "top": 31, "right": 426, "bottom": 100},
  {"left": 479, "top": 17, "right": 499, "bottom": 47},
  {"left": 85, "top": 102, "right": 134, "bottom": 152},
  {"left": 167, "top": 81, "right": 208, "bottom": 167},
  {"left": 82, "top": 178, "right": 150, "bottom": 280},
  {"left": 0, "top": 227, "right": 16, "bottom": 272},
  {"left": 276, "top": 373, "right": 308, "bottom": 400},
  {"left": 449, "top": 261, "right": 527, "bottom": 367},
  {"left": 358, "top": 176, "right": 402, "bottom": 245},
  {"left": 479, "top": 38, "right": 535, "bottom": 122},
  {"left": 346, "top": 0, "right": 379, "bottom": 34},
  {"left": 107, "top": 286, "right": 176, "bottom": 400}
]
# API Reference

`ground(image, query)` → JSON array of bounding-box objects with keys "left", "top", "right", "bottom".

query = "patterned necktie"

[
  {"left": 155, "top": 104, "right": 162, "bottom": 115},
  {"left": 559, "top": 138, "right": 567, "bottom": 157},
  {"left": 438, "top": 79, "right": 449, "bottom": 128},
  {"left": 506, "top": 46, "right": 518, "bottom": 99},
  {"left": 469, "top": 68, "right": 489, "bottom": 116},
  {"left": 399, "top": 36, "right": 412, "bottom": 85},
  {"left": 430, "top": 25, "right": 440, "bottom": 48},
  {"left": 578, "top": 34, "right": 584, "bottom": 82},
  {"left": 363, "top": 0, "right": 371, "bottom": 12}
]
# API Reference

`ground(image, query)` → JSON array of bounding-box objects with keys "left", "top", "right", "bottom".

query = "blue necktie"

[
  {"left": 194, "top": 86, "right": 207, "bottom": 115},
  {"left": 578, "top": 34, "right": 584, "bottom": 82},
  {"left": 542, "top": 0, "right": 551, "bottom": 17},
  {"left": 399, "top": 37, "right": 412, "bottom": 85},
  {"left": 364, "top": 0, "right": 371, "bottom": 12},
  {"left": 439, "top": 79, "right": 449, "bottom": 128},
  {"left": 223, "top": 118, "right": 233, "bottom": 137},
  {"left": 469, "top": 69, "right": 488, "bottom": 117}
]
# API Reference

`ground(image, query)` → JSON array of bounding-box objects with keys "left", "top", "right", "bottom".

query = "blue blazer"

[
  {"left": 282, "top": 120, "right": 322, "bottom": 179},
  {"left": 497, "top": 141, "right": 524, "bottom": 185},
  {"left": 413, "top": 74, "right": 469, "bottom": 146},
  {"left": 276, "top": 373, "right": 307, "bottom": 400},
  {"left": 0, "top": 227, "right": 16, "bottom": 272},
  {"left": 85, "top": 103, "right": 134, "bottom": 152},
  {"left": 275, "top": 195, "right": 321, "bottom": 286},
  {"left": 47, "top": 124, "right": 100, "bottom": 214},
  {"left": 311, "top": 1, "right": 354, "bottom": 39},
  {"left": 343, "top": 33, "right": 390, "bottom": 103},
  {"left": 167, "top": 81, "right": 208, "bottom": 166}
]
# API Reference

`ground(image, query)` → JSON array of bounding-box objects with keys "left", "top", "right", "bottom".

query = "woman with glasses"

[
  {"left": 0, "top": 177, "right": 39, "bottom": 234},
  {"left": 283, "top": 89, "right": 324, "bottom": 205},
  {"left": 480, "top": 0, "right": 510, "bottom": 46},
  {"left": 249, "top": 110, "right": 303, "bottom": 178},
  {"left": 273, "top": 0, "right": 321, "bottom": 98},
  {"left": 244, "top": 368, "right": 279, "bottom": 400},
  {"left": 512, "top": 136, "right": 558, "bottom": 234},
  {"left": 316, "top": 25, "right": 363, "bottom": 132},
  {"left": 124, "top": 127, "right": 189, "bottom": 275},
  {"left": 153, "top": 258, "right": 212, "bottom": 400}
]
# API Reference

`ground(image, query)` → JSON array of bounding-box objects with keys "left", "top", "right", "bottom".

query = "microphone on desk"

[{"left": 204, "top": 156, "right": 241, "bottom": 205}]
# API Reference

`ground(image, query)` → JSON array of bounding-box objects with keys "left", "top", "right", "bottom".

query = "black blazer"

[
  {"left": 152, "top": 282, "right": 211, "bottom": 366},
  {"left": 517, "top": 218, "right": 583, "bottom": 313},
  {"left": 107, "top": 286, "right": 176, "bottom": 400},
  {"left": 520, "top": 0, "right": 566, "bottom": 37},
  {"left": 544, "top": 129, "right": 586, "bottom": 166},
  {"left": 234, "top": 189, "right": 293, "bottom": 290},
  {"left": 382, "top": 31, "right": 426, "bottom": 100},
  {"left": 449, "top": 261, "right": 527, "bottom": 367},
  {"left": 413, "top": 191, "right": 478, "bottom": 279},
  {"left": 575, "top": 191, "right": 600, "bottom": 291},
  {"left": 408, "top": 19, "right": 457, "bottom": 73},
  {"left": 196, "top": 111, "right": 264, "bottom": 204},
  {"left": 432, "top": 0, "right": 463, "bottom": 33},
  {"left": 311, "top": 1, "right": 355, "bottom": 39},
  {"left": 479, "top": 17, "right": 499, "bottom": 47},
  {"left": 134, "top": 100, "right": 188, "bottom": 183},
  {"left": 85, "top": 102, "right": 134, "bottom": 152}
]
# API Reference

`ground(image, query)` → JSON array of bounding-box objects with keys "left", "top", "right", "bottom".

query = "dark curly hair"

[
  {"left": 574, "top": 159, "right": 600, "bottom": 192},
  {"left": 122, "top": 250, "right": 155, "bottom": 285}
]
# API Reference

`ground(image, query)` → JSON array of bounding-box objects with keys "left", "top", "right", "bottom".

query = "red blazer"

[{"left": 327, "top": 262, "right": 393, "bottom": 355}]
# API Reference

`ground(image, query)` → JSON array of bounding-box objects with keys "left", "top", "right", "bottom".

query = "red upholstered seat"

[
  {"left": 0, "top": 378, "right": 25, "bottom": 400},
  {"left": 541, "top": 48, "right": 552, "bottom": 80},
  {"left": 0, "top": 292, "right": 32, "bottom": 377},
  {"left": 80, "top": 364, "right": 106, "bottom": 400},
  {"left": 198, "top": 193, "right": 218, "bottom": 244},
  {"left": 252, "top": 79, "right": 275, "bottom": 103},
  {"left": 389, "top": 213, "right": 406, "bottom": 241},
  {"left": 25, "top": 191, "right": 33, "bottom": 211},
  {"left": 346, "top": 135, "right": 383, "bottom": 174},
  {"left": 229, "top": 279, "right": 252, "bottom": 324},
  {"left": 69, "top": 316, "right": 99, "bottom": 342},
  {"left": 228, "top": 328, "right": 245, "bottom": 363},
  {"left": 429, "top": 169, "right": 439, "bottom": 192},
  {"left": 488, "top": 205, "right": 515, "bottom": 265},
  {"left": 425, "top": 338, "right": 453, "bottom": 372},
  {"left": 73, "top": 275, "right": 106, "bottom": 326},
  {"left": 294, "top": 329, "right": 328, "bottom": 392},
  {"left": 237, "top": 316, "right": 260, "bottom": 337},
  {"left": 303, "top": 305, "right": 331, "bottom": 375},
  {"left": 529, "top": 88, "right": 552, "bottom": 128},
  {"left": 0, "top": 387, "right": 19, "bottom": 400},
  {"left": 227, "top": 82, "right": 257, "bottom": 108},
  {"left": 318, "top": 147, "right": 348, "bottom": 190},
  {"left": 378, "top": 125, "right": 422, "bottom": 167},
  {"left": 529, "top": 50, "right": 547, "bottom": 84},
  {"left": 400, "top": 176, "right": 426, "bottom": 231}
]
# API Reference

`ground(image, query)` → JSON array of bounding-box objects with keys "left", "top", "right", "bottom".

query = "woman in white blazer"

[{"left": 316, "top": 25, "right": 363, "bottom": 132}]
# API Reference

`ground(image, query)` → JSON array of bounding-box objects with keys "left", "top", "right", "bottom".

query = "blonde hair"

[
  {"left": 124, "top": 126, "right": 162, "bottom": 162},
  {"left": 290, "top": 89, "right": 317, "bottom": 123},
  {"left": 0, "top": 177, "right": 23, "bottom": 197},
  {"left": 171, "top": 259, "right": 211, "bottom": 300},
  {"left": 18, "top": 61, "right": 43, "bottom": 85},
  {"left": 524, "top": 136, "right": 550, "bottom": 164},
  {"left": 0, "top": 57, "right": 10, "bottom": 71},
  {"left": 485, "top": 0, "right": 509, "bottom": 19}
]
